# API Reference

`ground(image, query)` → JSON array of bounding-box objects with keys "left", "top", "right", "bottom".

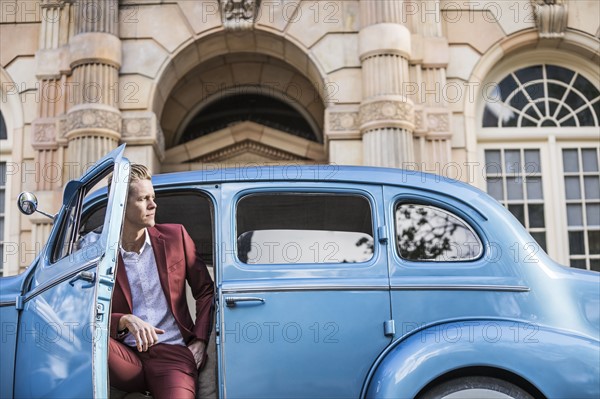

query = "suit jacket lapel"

[
  {"left": 115, "top": 255, "right": 133, "bottom": 313},
  {"left": 148, "top": 227, "right": 174, "bottom": 312}
]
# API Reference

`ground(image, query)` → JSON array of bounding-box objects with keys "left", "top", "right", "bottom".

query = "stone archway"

[{"left": 151, "top": 30, "right": 329, "bottom": 169}]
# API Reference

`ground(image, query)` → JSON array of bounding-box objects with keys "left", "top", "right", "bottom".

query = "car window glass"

[
  {"left": 237, "top": 193, "right": 374, "bottom": 265},
  {"left": 395, "top": 203, "right": 482, "bottom": 262},
  {"left": 53, "top": 175, "right": 109, "bottom": 263},
  {"left": 155, "top": 193, "right": 214, "bottom": 267}
]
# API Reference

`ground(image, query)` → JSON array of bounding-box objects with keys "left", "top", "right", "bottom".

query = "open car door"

[{"left": 8, "top": 145, "right": 129, "bottom": 398}]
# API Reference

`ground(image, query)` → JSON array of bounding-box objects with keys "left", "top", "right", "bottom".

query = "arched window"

[
  {"left": 483, "top": 65, "right": 599, "bottom": 128},
  {"left": 0, "top": 110, "right": 6, "bottom": 140},
  {"left": 179, "top": 94, "right": 318, "bottom": 145},
  {"left": 480, "top": 64, "right": 600, "bottom": 271}
]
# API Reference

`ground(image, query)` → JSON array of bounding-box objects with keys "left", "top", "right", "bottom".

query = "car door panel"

[
  {"left": 218, "top": 183, "right": 392, "bottom": 398},
  {"left": 6, "top": 145, "right": 129, "bottom": 398}
]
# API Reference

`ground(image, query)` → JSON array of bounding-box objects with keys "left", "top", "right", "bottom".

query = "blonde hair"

[
  {"left": 129, "top": 163, "right": 152, "bottom": 183},
  {"left": 107, "top": 163, "right": 152, "bottom": 193}
]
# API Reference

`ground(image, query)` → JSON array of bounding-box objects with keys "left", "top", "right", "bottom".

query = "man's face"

[{"left": 124, "top": 178, "right": 157, "bottom": 231}]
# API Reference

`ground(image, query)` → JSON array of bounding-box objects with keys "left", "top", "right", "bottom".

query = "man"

[{"left": 108, "top": 164, "right": 214, "bottom": 399}]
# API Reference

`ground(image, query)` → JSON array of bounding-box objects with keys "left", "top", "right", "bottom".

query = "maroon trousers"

[{"left": 109, "top": 338, "right": 198, "bottom": 399}]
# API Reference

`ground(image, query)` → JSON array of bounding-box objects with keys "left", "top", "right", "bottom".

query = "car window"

[
  {"left": 53, "top": 175, "right": 110, "bottom": 263},
  {"left": 155, "top": 193, "right": 214, "bottom": 267},
  {"left": 395, "top": 203, "right": 482, "bottom": 262},
  {"left": 236, "top": 193, "right": 374, "bottom": 265}
]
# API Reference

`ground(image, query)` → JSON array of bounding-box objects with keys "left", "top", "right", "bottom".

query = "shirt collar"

[{"left": 120, "top": 228, "right": 152, "bottom": 256}]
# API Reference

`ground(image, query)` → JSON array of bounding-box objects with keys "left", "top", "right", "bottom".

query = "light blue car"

[{"left": 1, "top": 144, "right": 598, "bottom": 398}]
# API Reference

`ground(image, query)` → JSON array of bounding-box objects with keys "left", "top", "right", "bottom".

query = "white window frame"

[{"left": 475, "top": 55, "right": 600, "bottom": 270}]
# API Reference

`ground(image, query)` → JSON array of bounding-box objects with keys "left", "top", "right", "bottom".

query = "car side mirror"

[{"left": 17, "top": 192, "right": 56, "bottom": 220}]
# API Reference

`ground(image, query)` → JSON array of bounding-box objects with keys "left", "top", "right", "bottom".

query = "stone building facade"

[{"left": 0, "top": 0, "right": 599, "bottom": 275}]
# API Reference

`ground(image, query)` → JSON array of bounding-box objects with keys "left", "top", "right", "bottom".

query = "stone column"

[
  {"left": 65, "top": 0, "right": 121, "bottom": 179},
  {"left": 409, "top": 0, "right": 451, "bottom": 170},
  {"left": 359, "top": 0, "right": 414, "bottom": 168},
  {"left": 29, "top": 0, "right": 75, "bottom": 265}
]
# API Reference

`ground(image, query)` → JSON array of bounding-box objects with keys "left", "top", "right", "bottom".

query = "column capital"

[{"left": 359, "top": 96, "right": 415, "bottom": 133}]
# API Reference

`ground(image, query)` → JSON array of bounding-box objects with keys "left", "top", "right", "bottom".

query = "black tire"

[{"left": 418, "top": 376, "right": 534, "bottom": 399}]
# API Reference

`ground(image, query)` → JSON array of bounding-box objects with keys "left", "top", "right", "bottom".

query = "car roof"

[
  {"left": 84, "top": 165, "right": 488, "bottom": 208},
  {"left": 152, "top": 165, "right": 482, "bottom": 195}
]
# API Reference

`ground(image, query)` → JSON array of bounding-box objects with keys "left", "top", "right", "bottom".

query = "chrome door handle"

[
  {"left": 225, "top": 296, "right": 265, "bottom": 307},
  {"left": 69, "top": 270, "right": 96, "bottom": 287}
]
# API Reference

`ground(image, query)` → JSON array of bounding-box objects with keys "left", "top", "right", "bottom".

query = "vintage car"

[{"left": 1, "top": 144, "right": 598, "bottom": 399}]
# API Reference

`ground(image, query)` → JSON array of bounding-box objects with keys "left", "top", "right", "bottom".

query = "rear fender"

[{"left": 364, "top": 320, "right": 599, "bottom": 399}]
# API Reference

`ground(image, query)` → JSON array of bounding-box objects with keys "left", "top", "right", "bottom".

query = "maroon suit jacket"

[{"left": 109, "top": 224, "right": 214, "bottom": 345}]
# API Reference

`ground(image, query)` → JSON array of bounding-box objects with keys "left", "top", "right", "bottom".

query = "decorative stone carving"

[
  {"left": 329, "top": 112, "right": 359, "bottom": 132},
  {"left": 66, "top": 108, "right": 121, "bottom": 134},
  {"left": 121, "top": 112, "right": 165, "bottom": 160},
  {"left": 413, "top": 108, "right": 426, "bottom": 135},
  {"left": 359, "top": 99, "right": 415, "bottom": 132},
  {"left": 220, "top": 0, "right": 261, "bottom": 30},
  {"left": 532, "top": 0, "right": 568, "bottom": 38},
  {"left": 32, "top": 120, "right": 59, "bottom": 150},
  {"left": 197, "top": 140, "right": 303, "bottom": 163},
  {"left": 122, "top": 117, "right": 152, "bottom": 138},
  {"left": 426, "top": 112, "right": 450, "bottom": 133}
]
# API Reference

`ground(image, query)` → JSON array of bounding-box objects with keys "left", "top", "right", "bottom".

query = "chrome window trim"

[
  {"left": 391, "top": 284, "right": 530, "bottom": 292},
  {"left": 221, "top": 284, "right": 530, "bottom": 293}
]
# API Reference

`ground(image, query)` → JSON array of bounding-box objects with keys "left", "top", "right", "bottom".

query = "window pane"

[
  {"left": 577, "top": 107, "right": 595, "bottom": 127},
  {"left": 498, "top": 75, "right": 518, "bottom": 101},
  {"left": 482, "top": 107, "right": 499, "bottom": 127},
  {"left": 508, "top": 204, "right": 525, "bottom": 225},
  {"left": 565, "top": 91, "right": 585, "bottom": 111},
  {"left": 572, "top": 75, "right": 600, "bottom": 100},
  {"left": 584, "top": 177, "right": 600, "bottom": 199},
  {"left": 582, "top": 149, "right": 599, "bottom": 172},
  {"left": 504, "top": 150, "right": 521, "bottom": 174},
  {"left": 485, "top": 150, "right": 502, "bottom": 172},
  {"left": 507, "top": 177, "right": 524, "bottom": 200},
  {"left": 562, "top": 116, "right": 577, "bottom": 127},
  {"left": 530, "top": 232, "right": 547, "bottom": 252},
  {"left": 589, "top": 230, "right": 600, "bottom": 255},
  {"left": 569, "top": 231, "right": 585, "bottom": 255},
  {"left": 0, "top": 188, "right": 4, "bottom": 213},
  {"left": 524, "top": 150, "right": 541, "bottom": 173},
  {"left": 586, "top": 204, "right": 600, "bottom": 226},
  {"left": 570, "top": 259, "right": 587, "bottom": 269},
  {"left": 525, "top": 83, "right": 545, "bottom": 100},
  {"left": 395, "top": 204, "right": 481, "bottom": 262},
  {"left": 528, "top": 204, "right": 545, "bottom": 228},
  {"left": 509, "top": 90, "right": 529, "bottom": 111},
  {"left": 564, "top": 177, "right": 581, "bottom": 200},
  {"left": 0, "top": 162, "right": 6, "bottom": 185},
  {"left": 567, "top": 204, "right": 583, "bottom": 226},
  {"left": 526, "top": 177, "right": 543, "bottom": 200},
  {"left": 487, "top": 179, "right": 503, "bottom": 200},
  {"left": 547, "top": 84, "right": 566, "bottom": 103},
  {"left": 237, "top": 194, "right": 373, "bottom": 265},
  {"left": 563, "top": 149, "right": 579, "bottom": 172},
  {"left": 546, "top": 65, "right": 574, "bottom": 83},
  {"left": 515, "top": 66, "right": 543, "bottom": 83},
  {"left": 590, "top": 259, "right": 600, "bottom": 272}
]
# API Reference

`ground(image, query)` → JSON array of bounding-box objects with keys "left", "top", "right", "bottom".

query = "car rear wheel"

[{"left": 419, "top": 376, "right": 534, "bottom": 399}]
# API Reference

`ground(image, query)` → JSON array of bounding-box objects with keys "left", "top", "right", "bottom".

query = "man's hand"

[
  {"left": 187, "top": 339, "right": 206, "bottom": 369},
  {"left": 119, "top": 314, "right": 164, "bottom": 352}
]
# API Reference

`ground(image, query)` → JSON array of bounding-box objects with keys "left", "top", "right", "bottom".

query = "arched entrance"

[{"left": 154, "top": 31, "right": 328, "bottom": 170}]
